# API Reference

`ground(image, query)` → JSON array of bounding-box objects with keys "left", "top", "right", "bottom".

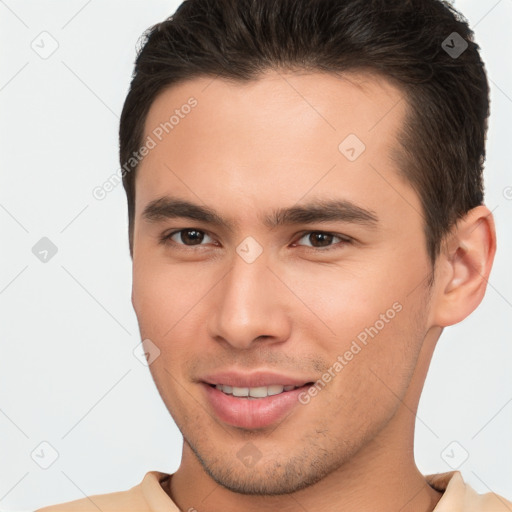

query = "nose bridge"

[{"left": 208, "top": 247, "right": 289, "bottom": 349}]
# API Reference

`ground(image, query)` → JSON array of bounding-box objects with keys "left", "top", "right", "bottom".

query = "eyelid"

[
  {"left": 160, "top": 227, "right": 353, "bottom": 250},
  {"left": 292, "top": 230, "right": 352, "bottom": 250}
]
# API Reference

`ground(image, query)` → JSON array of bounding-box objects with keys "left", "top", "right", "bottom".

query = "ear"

[{"left": 430, "top": 205, "right": 497, "bottom": 327}]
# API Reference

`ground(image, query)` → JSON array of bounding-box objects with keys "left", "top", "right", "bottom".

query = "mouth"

[
  {"left": 206, "top": 382, "right": 314, "bottom": 399},
  {"left": 202, "top": 381, "right": 315, "bottom": 429}
]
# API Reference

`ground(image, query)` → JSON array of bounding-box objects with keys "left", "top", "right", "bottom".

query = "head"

[{"left": 120, "top": 0, "right": 496, "bottom": 497}]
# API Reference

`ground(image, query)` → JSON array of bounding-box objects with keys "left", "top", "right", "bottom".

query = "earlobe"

[{"left": 431, "top": 205, "right": 496, "bottom": 327}]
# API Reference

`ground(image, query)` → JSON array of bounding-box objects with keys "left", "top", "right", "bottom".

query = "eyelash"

[{"left": 158, "top": 228, "right": 353, "bottom": 252}]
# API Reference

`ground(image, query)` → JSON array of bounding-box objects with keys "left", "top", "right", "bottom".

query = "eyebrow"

[{"left": 141, "top": 196, "right": 379, "bottom": 231}]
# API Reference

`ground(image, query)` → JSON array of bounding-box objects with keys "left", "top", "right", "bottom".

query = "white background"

[{"left": 0, "top": 1, "right": 511, "bottom": 510}]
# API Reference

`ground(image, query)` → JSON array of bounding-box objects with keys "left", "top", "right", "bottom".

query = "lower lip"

[{"left": 202, "top": 383, "right": 312, "bottom": 429}]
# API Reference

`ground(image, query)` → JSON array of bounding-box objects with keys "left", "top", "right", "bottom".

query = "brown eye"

[
  {"left": 163, "top": 229, "right": 214, "bottom": 246},
  {"left": 308, "top": 232, "right": 334, "bottom": 247},
  {"left": 295, "top": 231, "right": 350, "bottom": 250}
]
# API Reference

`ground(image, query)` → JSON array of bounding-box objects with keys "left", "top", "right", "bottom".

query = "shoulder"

[
  {"left": 427, "top": 471, "right": 512, "bottom": 511},
  {"left": 34, "top": 487, "right": 148, "bottom": 512},
  {"left": 35, "top": 492, "right": 144, "bottom": 512},
  {"left": 468, "top": 487, "right": 512, "bottom": 511},
  {"left": 34, "top": 471, "right": 171, "bottom": 512}
]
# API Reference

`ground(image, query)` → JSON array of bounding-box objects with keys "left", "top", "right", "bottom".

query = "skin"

[{"left": 131, "top": 70, "right": 496, "bottom": 512}]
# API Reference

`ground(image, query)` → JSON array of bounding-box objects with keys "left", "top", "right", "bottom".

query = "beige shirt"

[{"left": 35, "top": 470, "right": 512, "bottom": 511}]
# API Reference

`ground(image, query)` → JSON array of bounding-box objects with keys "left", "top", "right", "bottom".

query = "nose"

[{"left": 207, "top": 249, "right": 292, "bottom": 350}]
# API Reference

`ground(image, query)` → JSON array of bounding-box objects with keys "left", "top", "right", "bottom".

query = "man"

[{"left": 36, "top": 0, "right": 511, "bottom": 510}]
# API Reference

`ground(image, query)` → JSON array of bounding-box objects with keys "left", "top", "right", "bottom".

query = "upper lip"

[{"left": 201, "top": 370, "right": 314, "bottom": 388}]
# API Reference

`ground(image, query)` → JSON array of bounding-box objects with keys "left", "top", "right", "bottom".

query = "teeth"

[
  {"left": 233, "top": 386, "right": 249, "bottom": 397},
  {"left": 249, "top": 386, "right": 268, "bottom": 398},
  {"left": 215, "top": 384, "right": 300, "bottom": 398}
]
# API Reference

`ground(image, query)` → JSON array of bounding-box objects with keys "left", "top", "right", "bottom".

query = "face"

[{"left": 131, "top": 70, "right": 436, "bottom": 494}]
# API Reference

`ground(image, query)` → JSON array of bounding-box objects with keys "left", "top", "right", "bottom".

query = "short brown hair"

[{"left": 119, "top": 0, "right": 490, "bottom": 270}]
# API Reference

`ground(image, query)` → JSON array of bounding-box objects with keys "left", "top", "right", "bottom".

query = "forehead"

[
  {"left": 135, "top": 70, "right": 415, "bottom": 229},
  {"left": 141, "top": 69, "right": 406, "bottom": 149}
]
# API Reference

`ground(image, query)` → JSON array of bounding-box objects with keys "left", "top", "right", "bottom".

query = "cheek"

[
  {"left": 287, "top": 262, "right": 423, "bottom": 407},
  {"left": 131, "top": 258, "right": 221, "bottom": 399},
  {"left": 132, "top": 256, "right": 213, "bottom": 339},
  {"left": 282, "top": 262, "right": 400, "bottom": 347},
  {"left": 306, "top": 311, "right": 420, "bottom": 440},
  {"left": 131, "top": 259, "right": 204, "bottom": 412}
]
